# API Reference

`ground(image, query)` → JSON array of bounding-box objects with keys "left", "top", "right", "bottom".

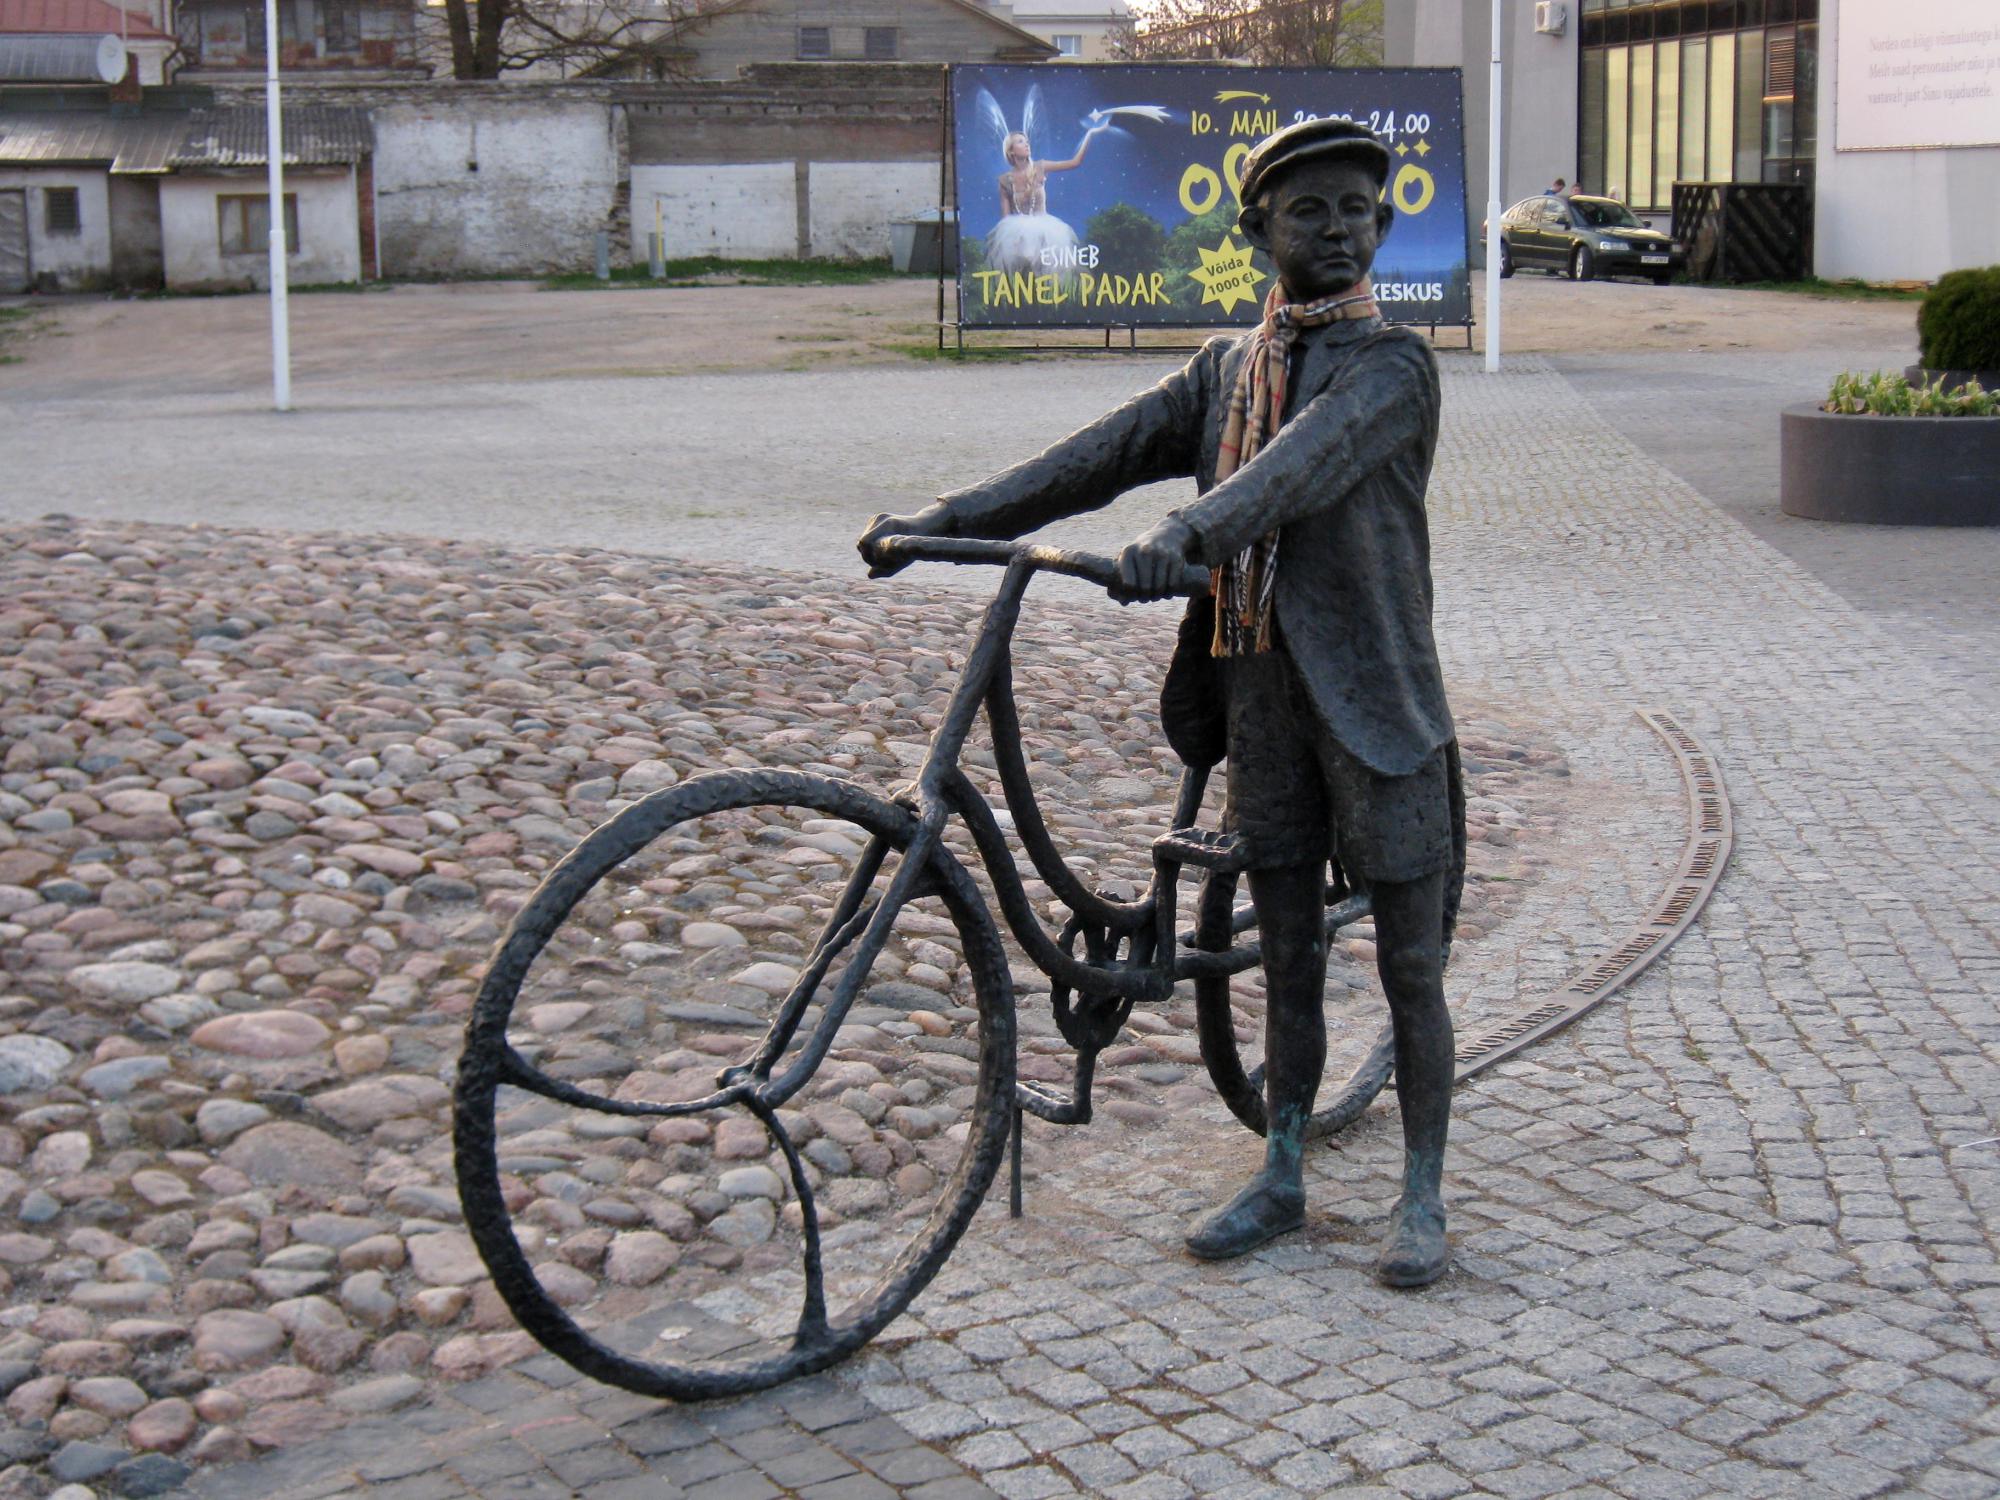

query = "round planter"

[
  {"left": 1781, "top": 404, "right": 2000, "bottom": 526},
  {"left": 1904, "top": 364, "right": 2000, "bottom": 390}
]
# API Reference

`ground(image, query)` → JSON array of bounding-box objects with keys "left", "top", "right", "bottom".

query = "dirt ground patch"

[{"left": 0, "top": 272, "right": 1919, "bottom": 401}]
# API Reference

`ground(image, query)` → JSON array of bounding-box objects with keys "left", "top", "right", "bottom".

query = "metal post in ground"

[
  {"left": 595, "top": 232, "right": 610, "bottom": 282},
  {"left": 263, "top": 0, "right": 291, "bottom": 411}
]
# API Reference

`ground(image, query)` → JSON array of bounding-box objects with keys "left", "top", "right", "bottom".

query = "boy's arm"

[
  {"left": 858, "top": 343, "right": 1219, "bottom": 572},
  {"left": 1169, "top": 335, "right": 1436, "bottom": 565},
  {"left": 939, "top": 344, "right": 1217, "bottom": 539}
]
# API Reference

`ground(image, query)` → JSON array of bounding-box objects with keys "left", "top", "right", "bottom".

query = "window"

[
  {"left": 244, "top": 0, "right": 296, "bottom": 54},
  {"left": 864, "top": 26, "right": 897, "bottom": 59},
  {"left": 218, "top": 194, "right": 300, "bottom": 256},
  {"left": 323, "top": 0, "right": 359, "bottom": 51},
  {"left": 797, "top": 25, "right": 830, "bottom": 58},
  {"left": 1679, "top": 37, "right": 1707, "bottom": 182},
  {"left": 1053, "top": 33, "right": 1083, "bottom": 56},
  {"left": 1654, "top": 39, "right": 1680, "bottom": 205},
  {"left": 1606, "top": 46, "right": 1629, "bottom": 201},
  {"left": 43, "top": 187, "right": 80, "bottom": 237}
]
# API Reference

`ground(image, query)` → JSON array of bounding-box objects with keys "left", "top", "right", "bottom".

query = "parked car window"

[
  {"left": 1538, "top": 199, "right": 1573, "bottom": 227},
  {"left": 1503, "top": 198, "right": 1539, "bottom": 225},
  {"left": 1573, "top": 198, "right": 1644, "bottom": 229}
]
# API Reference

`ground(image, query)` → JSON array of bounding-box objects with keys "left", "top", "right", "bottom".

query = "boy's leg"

[
  {"left": 1185, "top": 859, "right": 1326, "bottom": 1260},
  {"left": 1366, "top": 867, "right": 1453, "bottom": 1286}
]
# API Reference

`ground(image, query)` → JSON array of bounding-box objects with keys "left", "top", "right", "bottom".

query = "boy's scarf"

[{"left": 1210, "top": 278, "right": 1379, "bottom": 655}]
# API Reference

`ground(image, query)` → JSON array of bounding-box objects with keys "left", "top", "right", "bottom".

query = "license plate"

[{"left": 1641, "top": 254, "right": 1669, "bottom": 265}]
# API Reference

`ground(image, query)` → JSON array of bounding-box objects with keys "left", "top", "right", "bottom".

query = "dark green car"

[{"left": 1492, "top": 194, "right": 1682, "bottom": 285}]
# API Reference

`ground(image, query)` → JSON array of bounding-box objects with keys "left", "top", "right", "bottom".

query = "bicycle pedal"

[{"left": 1153, "top": 826, "right": 1250, "bottom": 873}]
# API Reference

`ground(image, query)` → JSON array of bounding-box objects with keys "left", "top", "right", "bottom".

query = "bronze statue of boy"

[{"left": 859, "top": 118, "right": 1463, "bottom": 1287}]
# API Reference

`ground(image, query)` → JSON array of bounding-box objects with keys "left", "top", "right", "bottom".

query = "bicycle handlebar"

[{"left": 871, "top": 536, "right": 1212, "bottom": 600}]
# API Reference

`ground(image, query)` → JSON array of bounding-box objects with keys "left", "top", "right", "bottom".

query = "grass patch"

[
  {"left": 542, "top": 256, "right": 911, "bottom": 291},
  {"left": 1729, "top": 276, "right": 1927, "bottom": 302},
  {"left": 887, "top": 339, "right": 1032, "bottom": 363},
  {"left": 0, "top": 305, "right": 47, "bottom": 363},
  {"left": 142, "top": 279, "right": 393, "bottom": 300}
]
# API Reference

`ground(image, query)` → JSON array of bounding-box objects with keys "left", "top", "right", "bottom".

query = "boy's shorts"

[{"left": 1222, "top": 647, "right": 1454, "bottom": 884}]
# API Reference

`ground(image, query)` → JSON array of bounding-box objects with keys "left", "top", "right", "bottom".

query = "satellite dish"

[{"left": 95, "top": 35, "right": 127, "bottom": 84}]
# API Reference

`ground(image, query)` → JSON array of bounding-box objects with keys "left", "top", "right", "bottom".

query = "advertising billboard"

[
  {"left": 1836, "top": 0, "right": 2000, "bottom": 150},
  {"left": 951, "top": 64, "right": 1470, "bottom": 330}
]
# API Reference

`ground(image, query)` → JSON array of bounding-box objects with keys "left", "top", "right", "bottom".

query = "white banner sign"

[{"left": 1838, "top": 0, "right": 2000, "bottom": 150}]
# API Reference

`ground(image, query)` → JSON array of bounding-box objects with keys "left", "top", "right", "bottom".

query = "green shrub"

[
  {"left": 1917, "top": 265, "right": 2000, "bottom": 371},
  {"left": 1825, "top": 370, "right": 1998, "bottom": 416}
]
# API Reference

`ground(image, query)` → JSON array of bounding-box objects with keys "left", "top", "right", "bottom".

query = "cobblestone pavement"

[{"left": 0, "top": 350, "right": 1996, "bottom": 1500}]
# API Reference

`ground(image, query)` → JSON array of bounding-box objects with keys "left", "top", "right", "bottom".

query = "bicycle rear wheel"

[{"left": 454, "top": 769, "right": 1015, "bottom": 1399}]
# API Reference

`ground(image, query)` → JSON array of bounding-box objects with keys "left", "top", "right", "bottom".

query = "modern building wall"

[
  {"left": 0, "top": 168, "right": 111, "bottom": 288},
  {"left": 159, "top": 167, "right": 361, "bottom": 288},
  {"left": 1813, "top": 0, "right": 2000, "bottom": 280},
  {"left": 1397, "top": 0, "right": 1579, "bottom": 261},
  {"left": 1398, "top": 0, "right": 1997, "bottom": 279}
]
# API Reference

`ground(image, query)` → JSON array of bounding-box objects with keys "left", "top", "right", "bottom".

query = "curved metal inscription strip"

[{"left": 1452, "top": 709, "right": 1734, "bottom": 1083}]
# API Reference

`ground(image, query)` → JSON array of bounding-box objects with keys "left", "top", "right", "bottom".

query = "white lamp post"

[
  {"left": 265, "top": 0, "right": 292, "bottom": 411},
  {"left": 1484, "top": 0, "right": 1505, "bottom": 374}
]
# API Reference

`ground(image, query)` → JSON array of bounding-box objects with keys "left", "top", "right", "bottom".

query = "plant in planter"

[
  {"left": 1826, "top": 369, "right": 1996, "bottom": 417},
  {"left": 1907, "top": 264, "right": 2000, "bottom": 388},
  {"left": 1783, "top": 368, "right": 2000, "bottom": 526}
]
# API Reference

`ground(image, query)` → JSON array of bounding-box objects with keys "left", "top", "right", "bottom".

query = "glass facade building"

[{"left": 1579, "top": 0, "right": 1819, "bottom": 211}]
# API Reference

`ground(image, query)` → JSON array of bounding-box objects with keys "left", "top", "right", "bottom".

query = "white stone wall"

[
  {"left": 372, "top": 99, "right": 620, "bottom": 276},
  {"left": 631, "top": 162, "right": 798, "bottom": 260},
  {"left": 807, "top": 161, "right": 938, "bottom": 258},
  {"left": 630, "top": 160, "right": 940, "bottom": 262},
  {"left": 159, "top": 169, "right": 361, "bottom": 290},
  {"left": 0, "top": 170, "right": 113, "bottom": 290}
]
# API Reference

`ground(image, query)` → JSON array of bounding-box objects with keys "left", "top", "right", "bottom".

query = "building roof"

[
  {"left": 0, "top": 32, "right": 118, "bottom": 79},
  {"left": 0, "top": 0, "right": 170, "bottom": 41},
  {"left": 172, "top": 105, "right": 373, "bottom": 167},
  {"left": 0, "top": 105, "right": 372, "bottom": 172}
]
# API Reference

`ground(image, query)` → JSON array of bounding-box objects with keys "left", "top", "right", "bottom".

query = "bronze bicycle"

[{"left": 454, "top": 537, "right": 1394, "bottom": 1399}]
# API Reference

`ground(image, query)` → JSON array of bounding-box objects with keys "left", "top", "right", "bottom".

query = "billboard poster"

[
  {"left": 951, "top": 63, "right": 1470, "bottom": 330},
  {"left": 1836, "top": 0, "right": 2000, "bottom": 150}
]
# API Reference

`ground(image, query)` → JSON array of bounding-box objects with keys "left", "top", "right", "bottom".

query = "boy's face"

[{"left": 1239, "top": 158, "right": 1392, "bottom": 303}]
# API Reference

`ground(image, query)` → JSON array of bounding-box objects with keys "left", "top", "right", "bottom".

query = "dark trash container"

[{"left": 891, "top": 209, "right": 959, "bottom": 275}]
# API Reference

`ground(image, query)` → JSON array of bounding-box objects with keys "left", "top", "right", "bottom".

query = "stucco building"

[{"left": 992, "top": 0, "right": 1133, "bottom": 62}]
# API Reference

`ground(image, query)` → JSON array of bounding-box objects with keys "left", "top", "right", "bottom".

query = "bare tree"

[
  {"left": 435, "top": 0, "right": 697, "bottom": 80},
  {"left": 1114, "top": 0, "right": 1384, "bottom": 68}
]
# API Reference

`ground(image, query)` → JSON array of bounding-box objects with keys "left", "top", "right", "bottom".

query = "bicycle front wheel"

[{"left": 454, "top": 769, "right": 1016, "bottom": 1399}]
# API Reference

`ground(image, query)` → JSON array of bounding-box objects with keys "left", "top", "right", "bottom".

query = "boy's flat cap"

[{"left": 1238, "top": 117, "right": 1392, "bottom": 204}]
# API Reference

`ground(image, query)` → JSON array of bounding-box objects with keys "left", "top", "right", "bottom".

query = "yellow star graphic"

[
  {"left": 1396, "top": 143, "right": 1410, "bottom": 157},
  {"left": 1189, "top": 236, "right": 1266, "bottom": 316},
  {"left": 1415, "top": 138, "right": 1432, "bottom": 157}
]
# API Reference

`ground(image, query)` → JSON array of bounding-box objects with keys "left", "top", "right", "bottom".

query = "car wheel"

[
  {"left": 1499, "top": 242, "right": 1514, "bottom": 279},
  {"left": 1570, "top": 245, "right": 1595, "bottom": 282}
]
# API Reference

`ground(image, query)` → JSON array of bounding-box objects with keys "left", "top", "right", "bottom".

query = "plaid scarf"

[{"left": 1211, "top": 278, "right": 1379, "bottom": 655}]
